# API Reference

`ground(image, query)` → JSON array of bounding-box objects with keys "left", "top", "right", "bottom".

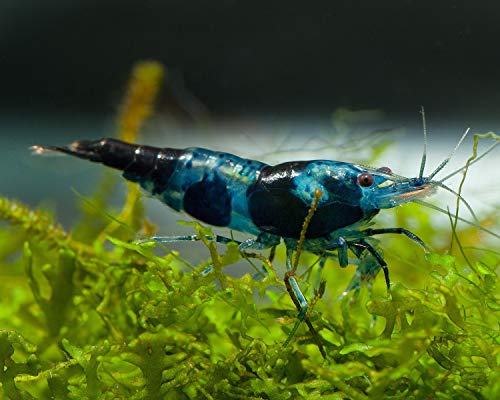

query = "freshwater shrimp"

[{"left": 31, "top": 121, "right": 498, "bottom": 355}]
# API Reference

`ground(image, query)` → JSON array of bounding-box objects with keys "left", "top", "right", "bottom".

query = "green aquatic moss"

[{"left": 0, "top": 139, "right": 499, "bottom": 399}]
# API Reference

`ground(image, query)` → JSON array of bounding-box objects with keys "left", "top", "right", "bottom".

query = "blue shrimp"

[{"left": 32, "top": 130, "right": 498, "bottom": 355}]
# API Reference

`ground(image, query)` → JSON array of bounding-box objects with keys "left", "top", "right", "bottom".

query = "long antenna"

[
  {"left": 426, "top": 128, "right": 470, "bottom": 181},
  {"left": 433, "top": 181, "right": 479, "bottom": 224},
  {"left": 413, "top": 199, "right": 500, "bottom": 240},
  {"left": 418, "top": 106, "right": 428, "bottom": 180},
  {"left": 439, "top": 139, "right": 499, "bottom": 182}
]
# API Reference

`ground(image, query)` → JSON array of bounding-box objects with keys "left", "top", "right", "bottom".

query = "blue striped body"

[
  {"left": 124, "top": 146, "right": 386, "bottom": 243},
  {"left": 40, "top": 138, "right": 427, "bottom": 248}
]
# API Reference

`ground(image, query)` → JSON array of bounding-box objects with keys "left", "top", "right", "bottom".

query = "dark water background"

[{"left": 1, "top": 1, "right": 498, "bottom": 244}]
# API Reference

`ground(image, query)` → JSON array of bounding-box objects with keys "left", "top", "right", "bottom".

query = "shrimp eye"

[
  {"left": 357, "top": 173, "right": 374, "bottom": 187},
  {"left": 378, "top": 166, "right": 392, "bottom": 174}
]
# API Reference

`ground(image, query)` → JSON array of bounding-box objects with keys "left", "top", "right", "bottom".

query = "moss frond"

[{"left": 0, "top": 196, "right": 93, "bottom": 255}]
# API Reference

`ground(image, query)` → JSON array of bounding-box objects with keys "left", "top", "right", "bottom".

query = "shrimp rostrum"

[{"left": 32, "top": 128, "right": 498, "bottom": 353}]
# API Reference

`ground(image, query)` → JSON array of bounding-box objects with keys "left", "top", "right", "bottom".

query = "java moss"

[
  {"left": 0, "top": 62, "right": 498, "bottom": 399},
  {"left": 0, "top": 190, "right": 499, "bottom": 399}
]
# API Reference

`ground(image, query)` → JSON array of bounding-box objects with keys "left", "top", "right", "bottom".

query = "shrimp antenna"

[
  {"left": 413, "top": 199, "right": 500, "bottom": 240},
  {"left": 433, "top": 181, "right": 479, "bottom": 224},
  {"left": 439, "top": 139, "right": 499, "bottom": 183},
  {"left": 426, "top": 128, "right": 470, "bottom": 181},
  {"left": 418, "top": 106, "right": 428, "bottom": 180}
]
